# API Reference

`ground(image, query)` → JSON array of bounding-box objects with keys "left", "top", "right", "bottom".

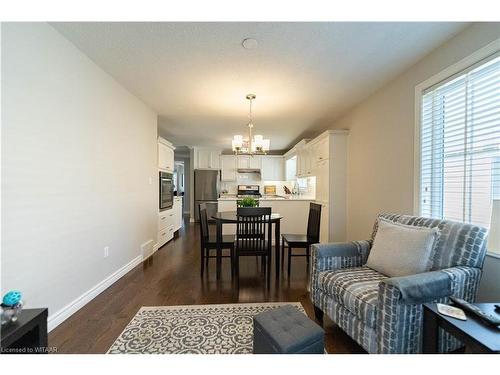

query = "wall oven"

[{"left": 159, "top": 171, "right": 174, "bottom": 211}]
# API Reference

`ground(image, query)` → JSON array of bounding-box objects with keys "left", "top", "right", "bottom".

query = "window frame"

[{"left": 413, "top": 38, "right": 500, "bottom": 258}]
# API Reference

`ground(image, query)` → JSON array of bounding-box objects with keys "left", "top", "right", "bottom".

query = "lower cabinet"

[
  {"left": 173, "top": 197, "right": 182, "bottom": 232},
  {"left": 158, "top": 208, "right": 175, "bottom": 248}
]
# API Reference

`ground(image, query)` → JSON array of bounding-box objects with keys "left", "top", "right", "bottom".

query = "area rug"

[{"left": 107, "top": 302, "right": 304, "bottom": 354}]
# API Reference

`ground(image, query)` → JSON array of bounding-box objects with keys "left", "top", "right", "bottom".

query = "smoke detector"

[{"left": 242, "top": 38, "right": 258, "bottom": 50}]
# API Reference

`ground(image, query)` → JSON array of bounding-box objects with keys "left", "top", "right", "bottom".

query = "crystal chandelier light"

[{"left": 232, "top": 94, "right": 270, "bottom": 155}]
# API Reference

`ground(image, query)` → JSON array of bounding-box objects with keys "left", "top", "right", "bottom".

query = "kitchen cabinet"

[
  {"left": 194, "top": 148, "right": 221, "bottom": 169},
  {"left": 286, "top": 130, "right": 348, "bottom": 242},
  {"left": 296, "top": 145, "right": 313, "bottom": 177},
  {"left": 158, "top": 208, "right": 174, "bottom": 247},
  {"left": 316, "top": 136, "right": 329, "bottom": 163},
  {"left": 261, "top": 156, "right": 284, "bottom": 181},
  {"left": 158, "top": 137, "right": 175, "bottom": 172},
  {"left": 315, "top": 159, "right": 329, "bottom": 203},
  {"left": 173, "top": 197, "right": 182, "bottom": 232},
  {"left": 237, "top": 155, "right": 261, "bottom": 169},
  {"left": 220, "top": 155, "right": 237, "bottom": 181},
  {"left": 318, "top": 202, "right": 329, "bottom": 244},
  {"left": 285, "top": 155, "right": 297, "bottom": 181}
]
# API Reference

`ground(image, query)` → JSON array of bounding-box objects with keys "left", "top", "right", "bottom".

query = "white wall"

[
  {"left": 329, "top": 23, "right": 500, "bottom": 299},
  {"left": 1, "top": 23, "right": 158, "bottom": 328}
]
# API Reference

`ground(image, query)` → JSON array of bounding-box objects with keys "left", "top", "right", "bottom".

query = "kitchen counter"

[{"left": 218, "top": 195, "right": 315, "bottom": 201}]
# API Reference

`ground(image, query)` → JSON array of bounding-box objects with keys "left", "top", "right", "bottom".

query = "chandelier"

[{"left": 232, "top": 94, "right": 270, "bottom": 155}]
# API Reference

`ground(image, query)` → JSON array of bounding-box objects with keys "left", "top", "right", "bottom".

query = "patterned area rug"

[{"left": 108, "top": 302, "right": 304, "bottom": 354}]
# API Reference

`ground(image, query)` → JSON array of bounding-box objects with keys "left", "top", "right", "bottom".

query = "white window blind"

[{"left": 420, "top": 53, "right": 500, "bottom": 253}]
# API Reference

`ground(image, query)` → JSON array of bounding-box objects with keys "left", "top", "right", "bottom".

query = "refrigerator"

[{"left": 194, "top": 169, "right": 220, "bottom": 222}]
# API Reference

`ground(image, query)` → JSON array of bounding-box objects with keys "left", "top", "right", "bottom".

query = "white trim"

[
  {"left": 486, "top": 251, "right": 500, "bottom": 260},
  {"left": 413, "top": 38, "right": 500, "bottom": 216},
  {"left": 158, "top": 136, "right": 175, "bottom": 150},
  {"left": 47, "top": 254, "right": 144, "bottom": 332}
]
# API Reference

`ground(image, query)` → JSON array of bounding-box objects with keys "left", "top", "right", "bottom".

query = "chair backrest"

[
  {"left": 236, "top": 207, "right": 272, "bottom": 253},
  {"left": 198, "top": 203, "right": 210, "bottom": 244},
  {"left": 371, "top": 213, "right": 488, "bottom": 270},
  {"left": 306, "top": 203, "right": 322, "bottom": 242}
]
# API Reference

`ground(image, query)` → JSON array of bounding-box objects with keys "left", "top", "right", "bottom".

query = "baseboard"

[
  {"left": 143, "top": 243, "right": 159, "bottom": 261},
  {"left": 47, "top": 254, "right": 144, "bottom": 332}
]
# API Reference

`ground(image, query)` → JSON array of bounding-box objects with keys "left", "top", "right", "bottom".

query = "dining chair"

[
  {"left": 235, "top": 207, "right": 272, "bottom": 288},
  {"left": 198, "top": 203, "right": 235, "bottom": 277},
  {"left": 281, "top": 202, "right": 322, "bottom": 277}
]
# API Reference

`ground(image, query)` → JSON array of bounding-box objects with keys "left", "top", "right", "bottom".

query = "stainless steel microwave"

[{"left": 159, "top": 171, "right": 174, "bottom": 210}]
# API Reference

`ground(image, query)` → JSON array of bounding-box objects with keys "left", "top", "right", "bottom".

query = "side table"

[
  {"left": 1, "top": 308, "right": 48, "bottom": 354},
  {"left": 423, "top": 303, "right": 500, "bottom": 354}
]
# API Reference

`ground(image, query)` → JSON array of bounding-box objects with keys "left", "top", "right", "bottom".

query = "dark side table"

[
  {"left": 1, "top": 308, "right": 48, "bottom": 354},
  {"left": 423, "top": 303, "right": 500, "bottom": 354}
]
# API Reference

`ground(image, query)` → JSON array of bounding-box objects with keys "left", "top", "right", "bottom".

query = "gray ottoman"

[{"left": 253, "top": 305, "right": 324, "bottom": 354}]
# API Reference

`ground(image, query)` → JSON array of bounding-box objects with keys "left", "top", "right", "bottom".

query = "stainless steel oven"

[{"left": 159, "top": 171, "right": 174, "bottom": 211}]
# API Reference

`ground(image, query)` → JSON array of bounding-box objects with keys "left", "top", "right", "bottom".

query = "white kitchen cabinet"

[
  {"left": 316, "top": 136, "right": 329, "bottom": 163},
  {"left": 315, "top": 159, "right": 329, "bottom": 203},
  {"left": 220, "top": 155, "right": 237, "bottom": 181},
  {"left": 194, "top": 148, "right": 221, "bottom": 169},
  {"left": 318, "top": 202, "right": 329, "bottom": 244},
  {"left": 285, "top": 155, "right": 297, "bottom": 181},
  {"left": 158, "top": 138, "right": 175, "bottom": 172},
  {"left": 261, "top": 156, "right": 284, "bottom": 181},
  {"left": 173, "top": 197, "right": 182, "bottom": 232},
  {"left": 158, "top": 208, "right": 175, "bottom": 247},
  {"left": 237, "top": 155, "right": 261, "bottom": 169}
]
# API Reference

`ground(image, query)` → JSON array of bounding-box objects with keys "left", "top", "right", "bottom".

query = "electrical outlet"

[{"left": 104, "top": 246, "right": 109, "bottom": 258}]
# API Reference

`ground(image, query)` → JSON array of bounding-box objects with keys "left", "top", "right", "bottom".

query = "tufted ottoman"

[{"left": 252, "top": 305, "right": 324, "bottom": 354}]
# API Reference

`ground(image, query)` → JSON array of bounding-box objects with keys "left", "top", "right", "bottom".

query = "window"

[{"left": 419, "top": 52, "right": 500, "bottom": 254}]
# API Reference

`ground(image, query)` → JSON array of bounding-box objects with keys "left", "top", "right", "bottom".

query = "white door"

[
  {"left": 285, "top": 156, "right": 297, "bottom": 181},
  {"left": 220, "top": 155, "right": 237, "bottom": 181},
  {"left": 158, "top": 143, "right": 169, "bottom": 171},
  {"left": 165, "top": 147, "right": 174, "bottom": 172},
  {"left": 261, "top": 156, "right": 273, "bottom": 180},
  {"left": 197, "top": 149, "right": 211, "bottom": 169},
  {"left": 316, "top": 137, "right": 329, "bottom": 163},
  {"left": 237, "top": 156, "right": 250, "bottom": 169},
  {"left": 249, "top": 156, "right": 261, "bottom": 169},
  {"left": 210, "top": 151, "right": 221, "bottom": 169}
]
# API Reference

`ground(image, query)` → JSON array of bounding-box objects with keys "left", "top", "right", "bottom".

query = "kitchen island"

[{"left": 217, "top": 196, "right": 317, "bottom": 241}]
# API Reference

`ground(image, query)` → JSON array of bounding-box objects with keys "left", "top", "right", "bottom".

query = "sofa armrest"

[
  {"left": 309, "top": 240, "right": 371, "bottom": 307},
  {"left": 380, "top": 270, "right": 452, "bottom": 305},
  {"left": 376, "top": 266, "right": 482, "bottom": 354}
]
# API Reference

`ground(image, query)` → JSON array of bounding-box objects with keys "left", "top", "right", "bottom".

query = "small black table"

[
  {"left": 211, "top": 212, "right": 283, "bottom": 280},
  {"left": 423, "top": 303, "right": 500, "bottom": 353},
  {"left": 1, "top": 308, "right": 48, "bottom": 354}
]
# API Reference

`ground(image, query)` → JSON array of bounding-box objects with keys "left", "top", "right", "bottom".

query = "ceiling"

[{"left": 52, "top": 22, "right": 468, "bottom": 151}]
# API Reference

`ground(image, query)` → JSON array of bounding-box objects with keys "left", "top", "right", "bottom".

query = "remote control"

[{"left": 449, "top": 297, "right": 500, "bottom": 326}]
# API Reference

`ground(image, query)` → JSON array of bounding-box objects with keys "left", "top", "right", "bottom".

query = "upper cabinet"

[
  {"left": 158, "top": 137, "right": 175, "bottom": 172},
  {"left": 194, "top": 148, "right": 221, "bottom": 169},
  {"left": 285, "top": 155, "right": 297, "bottom": 181},
  {"left": 291, "top": 139, "right": 312, "bottom": 178},
  {"left": 261, "top": 156, "right": 284, "bottom": 181},
  {"left": 237, "top": 155, "right": 261, "bottom": 169},
  {"left": 220, "top": 155, "right": 237, "bottom": 181}
]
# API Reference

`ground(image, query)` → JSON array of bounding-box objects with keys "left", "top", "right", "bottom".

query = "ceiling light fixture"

[{"left": 232, "top": 94, "right": 270, "bottom": 156}]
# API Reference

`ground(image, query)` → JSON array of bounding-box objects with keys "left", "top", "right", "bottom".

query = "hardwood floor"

[{"left": 49, "top": 218, "right": 365, "bottom": 354}]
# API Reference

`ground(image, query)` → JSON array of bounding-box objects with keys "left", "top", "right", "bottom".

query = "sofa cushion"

[
  {"left": 366, "top": 218, "right": 439, "bottom": 277},
  {"left": 319, "top": 267, "right": 387, "bottom": 328}
]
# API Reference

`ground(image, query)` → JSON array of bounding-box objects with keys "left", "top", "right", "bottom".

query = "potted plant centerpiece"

[{"left": 237, "top": 197, "right": 259, "bottom": 207}]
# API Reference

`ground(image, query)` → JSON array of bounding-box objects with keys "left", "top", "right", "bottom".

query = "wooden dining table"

[{"left": 211, "top": 211, "right": 283, "bottom": 280}]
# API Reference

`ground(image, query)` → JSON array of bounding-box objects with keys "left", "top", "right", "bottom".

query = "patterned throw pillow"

[{"left": 366, "top": 218, "right": 440, "bottom": 277}]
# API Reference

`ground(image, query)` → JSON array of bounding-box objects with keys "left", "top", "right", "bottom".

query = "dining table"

[{"left": 211, "top": 211, "right": 283, "bottom": 280}]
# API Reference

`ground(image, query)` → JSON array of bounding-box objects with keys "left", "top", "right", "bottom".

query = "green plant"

[{"left": 238, "top": 197, "right": 259, "bottom": 207}]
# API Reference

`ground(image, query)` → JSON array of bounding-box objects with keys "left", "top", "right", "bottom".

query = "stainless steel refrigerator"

[{"left": 194, "top": 169, "right": 220, "bottom": 222}]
